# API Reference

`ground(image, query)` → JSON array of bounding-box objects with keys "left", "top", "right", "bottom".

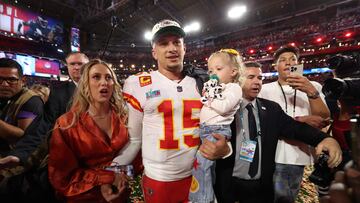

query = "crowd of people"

[
  {"left": 186, "top": 12, "right": 360, "bottom": 60},
  {"left": 0, "top": 16, "right": 358, "bottom": 203}
]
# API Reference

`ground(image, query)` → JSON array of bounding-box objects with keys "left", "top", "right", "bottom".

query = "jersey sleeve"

[
  {"left": 209, "top": 83, "right": 242, "bottom": 115},
  {"left": 113, "top": 75, "right": 143, "bottom": 165}
]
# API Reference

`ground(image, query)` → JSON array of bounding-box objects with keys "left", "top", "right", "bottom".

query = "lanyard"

[
  {"left": 238, "top": 103, "right": 261, "bottom": 140},
  {"left": 277, "top": 81, "right": 296, "bottom": 117}
]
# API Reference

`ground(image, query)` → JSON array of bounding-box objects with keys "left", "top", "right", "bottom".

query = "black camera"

[
  {"left": 309, "top": 153, "right": 332, "bottom": 187},
  {"left": 327, "top": 54, "right": 360, "bottom": 78},
  {"left": 322, "top": 77, "right": 360, "bottom": 101},
  {"left": 322, "top": 54, "right": 360, "bottom": 105}
]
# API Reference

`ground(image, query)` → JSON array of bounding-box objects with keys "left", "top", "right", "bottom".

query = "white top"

[
  {"left": 200, "top": 83, "right": 242, "bottom": 125},
  {"left": 259, "top": 81, "right": 326, "bottom": 165},
  {"left": 122, "top": 71, "right": 201, "bottom": 181}
]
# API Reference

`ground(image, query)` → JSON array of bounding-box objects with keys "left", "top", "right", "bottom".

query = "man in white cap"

[{"left": 115, "top": 19, "right": 229, "bottom": 203}]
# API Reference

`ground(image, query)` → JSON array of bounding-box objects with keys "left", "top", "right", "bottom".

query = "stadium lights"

[
  {"left": 144, "top": 31, "right": 152, "bottom": 41},
  {"left": 184, "top": 21, "right": 201, "bottom": 33},
  {"left": 228, "top": 5, "right": 247, "bottom": 19},
  {"left": 345, "top": 32, "right": 352, "bottom": 38}
]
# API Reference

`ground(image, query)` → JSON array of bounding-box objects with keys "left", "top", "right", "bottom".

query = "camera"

[
  {"left": 322, "top": 77, "right": 360, "bottom": 102},
  {"left": 327, "top": 54, "right": 360, "bottom": 78},
  {"left": 322, "top": 54, "right": 360, "bottom": 105},
  {"left": 309, "top": 153, "right": 332, "bottom": 187},
  {"left": 289, "top": 64, "right": 304, "bottom": 75},
  {"left": 290, "top": 66, "right": 297, "bottom": 72}
]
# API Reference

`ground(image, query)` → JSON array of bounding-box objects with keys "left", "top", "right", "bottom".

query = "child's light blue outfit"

[{"left": 189, "top": 75, "right": 242, "bottom": 203}]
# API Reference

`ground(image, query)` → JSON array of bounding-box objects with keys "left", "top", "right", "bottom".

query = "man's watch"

[{"left": 307, "top": 90, "right": 320, "bottom": 99}]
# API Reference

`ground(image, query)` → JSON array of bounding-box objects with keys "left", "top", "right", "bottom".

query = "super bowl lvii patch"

[{"left": 146, "top": 89, "right": 161, "bottom": 99}]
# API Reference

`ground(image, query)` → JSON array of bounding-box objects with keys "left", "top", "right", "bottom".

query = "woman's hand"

[
  {"left": 101, "top": 173, "right": 129, "bottom": 202},
  {"left": 113, "top": 172, "right": 129, "bottom": 194},
  {"left": 101, "top": 184, "right": 119, "bottom": 202}
]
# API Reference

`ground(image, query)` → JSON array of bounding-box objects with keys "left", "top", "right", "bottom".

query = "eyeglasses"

[{"left": 0, "top": 77, "right": 20, "bottom": 85}]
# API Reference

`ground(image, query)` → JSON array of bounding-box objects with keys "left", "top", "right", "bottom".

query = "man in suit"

[
  {"left": 0, "top": 52, "right": 89, "bottom": 202},
  {"left": 212, "top": 61, "right": 342, "bottom": 203}
]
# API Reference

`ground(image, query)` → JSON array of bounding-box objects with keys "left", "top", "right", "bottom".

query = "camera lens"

[
  {"left": 309, "top": 153, "right": 332, "bottom": 187},
  {"left": 327, "top": 55, "right": 343, "bottom": 70}
]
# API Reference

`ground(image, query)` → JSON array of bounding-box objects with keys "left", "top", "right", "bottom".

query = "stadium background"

[{"left": 1, "top": 0, "right": 360, "bottom": 202}]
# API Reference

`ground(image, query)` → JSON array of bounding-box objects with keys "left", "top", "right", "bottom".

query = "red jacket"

[{"left": 48, "top": 109, "right": 130, "bottom": 203}]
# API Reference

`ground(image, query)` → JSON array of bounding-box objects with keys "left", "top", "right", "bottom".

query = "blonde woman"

[
  {"left": 48, "top": 59, "right": 133, "bottom": 203},
  {"left": 30, "top": 84, "right": 50, "bottom": 103}
]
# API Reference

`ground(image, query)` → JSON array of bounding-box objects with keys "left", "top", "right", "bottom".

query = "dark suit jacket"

[
  {"left": 215, "top": 97, "right": 328, "bottom": 203},
  {"left": 10, "top": 81, "right": 76, "bottom": 163}
]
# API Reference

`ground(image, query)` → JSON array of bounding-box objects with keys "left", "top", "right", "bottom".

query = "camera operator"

[
  {"left": 323, "top": 54, "right": 360, "bottom": 167},
  {"left": 315, "top": 54, "right": 360, "bottom": 197},
  {"left": 320, "top": 119, "right": 360, "bottom": 203}
]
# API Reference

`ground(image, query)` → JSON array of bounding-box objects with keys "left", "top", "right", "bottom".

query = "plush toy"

[{"left": 201, "top": 75, "right": 225, "bottom": 105}]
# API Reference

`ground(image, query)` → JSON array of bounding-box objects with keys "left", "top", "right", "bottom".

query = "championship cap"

[{"left": 151, "top": 19, "right": 186, "bottom": 43}]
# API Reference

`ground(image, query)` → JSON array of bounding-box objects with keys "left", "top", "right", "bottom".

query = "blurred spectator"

[
  {"left": 0, "top": 58, "right": 43, "bottom": 196},
  {"left": 0, "top": 52, "right": 89, "bottom": 202},
  {"left": 260, "top": 45, "right": 330, "bottom": 203},
  {"left": 0, "top": 58, "right": 43, "bottom": 154},
  {"left": 30, "top": 84, "right": 50, "bottom": 104}
]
